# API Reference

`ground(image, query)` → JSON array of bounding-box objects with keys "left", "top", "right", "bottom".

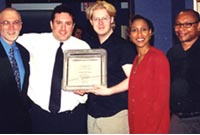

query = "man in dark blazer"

[{"left": 0, "top": 8, "right": 31, "bottom": 133}]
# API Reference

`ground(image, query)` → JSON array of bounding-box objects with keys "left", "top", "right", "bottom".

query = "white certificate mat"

[{"left": 62, "top": 49, "right": 107, "bottom": 90}]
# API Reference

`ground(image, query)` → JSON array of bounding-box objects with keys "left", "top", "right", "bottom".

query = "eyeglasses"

[
  {"left": 174, "top": 21, "right": 199, "bottom": 28},
  {"left": 0, "top": 20, "right": 22, "bottom": 27},
  {"left": 92, "top": 16, "right": 110, "bottom": 22}
]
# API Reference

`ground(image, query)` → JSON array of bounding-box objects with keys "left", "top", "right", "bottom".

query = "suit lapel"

[
  {"left": 0, "top": 42, "right": 19, "bottom": 90},
  {"left": 0, "top": 42, "right": 14, "bottom": 75},
  {"left": 0, "top": 41, "right": 29, "bottom": 94},
  {"left": 16, "top": 43, "right": 30, "bottom": 94},
  {"left": 0, "top": 42, "right": 9, "bottom": 58}
]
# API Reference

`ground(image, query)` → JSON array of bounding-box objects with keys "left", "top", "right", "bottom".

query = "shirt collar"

[{"left": 0, "top": 37, "right": 18, "bottom": 54}]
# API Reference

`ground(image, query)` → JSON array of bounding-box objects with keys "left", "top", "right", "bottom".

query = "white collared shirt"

[{"left": 17, "top": 33, "right": 90, "bottom": 112}]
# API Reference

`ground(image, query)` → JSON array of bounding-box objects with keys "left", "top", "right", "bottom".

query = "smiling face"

[
  {"left": 50, "top": 12, "right": 75, "bottom": 42},
  {"left": 174, "top": 11, "right": 200, "bottom": 46},
  {"left": 129, "top": 18, "right": 152, "bottom": 49},
  {"left": 0, "top": 8, "right": 22, "bottom": 45},
  {"left": 90, "top": 8, "right": 114, "bottom": 42}
]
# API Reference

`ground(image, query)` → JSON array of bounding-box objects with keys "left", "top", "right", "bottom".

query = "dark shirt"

[
  {"left": 85, "top": 32, "right": 137, "bottom": 118},
  {"left": 167, "top": 38, "right": 200, "bottom": 113}
]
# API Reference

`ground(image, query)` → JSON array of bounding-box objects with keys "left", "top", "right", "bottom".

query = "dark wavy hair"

[{"left": 51, "top": 4, "right": 75, "bottom": 23}]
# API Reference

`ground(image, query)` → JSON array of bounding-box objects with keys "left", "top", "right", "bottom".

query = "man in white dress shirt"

[{"left": 17, "top": 4, "right": 90, "bottom": 133}]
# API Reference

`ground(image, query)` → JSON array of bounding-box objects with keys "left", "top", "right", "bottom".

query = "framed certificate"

[{"left": 62, "top": 49, "right": 107, "bottom": 90}]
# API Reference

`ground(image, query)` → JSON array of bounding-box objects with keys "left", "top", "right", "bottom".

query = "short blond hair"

[{"left": 86, "top": 0, "right": 116, "bottom": 28}]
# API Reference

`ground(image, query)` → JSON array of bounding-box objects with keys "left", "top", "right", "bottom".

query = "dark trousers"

[
  {"left": 170, "top": 114, "right": 200, "bottom": 133},
  {"left": 30, "top": 102, "right": 87, "bottom": 134},
  {"left": 0, "top": 112, "right": 31, "bottom": 134}
]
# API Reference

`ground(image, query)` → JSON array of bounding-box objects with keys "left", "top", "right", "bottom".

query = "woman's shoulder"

[
  {"left": 149, "top": 46, "right": 166, "bottom": 56},
  {"left": 148, "top": 46, "right": 168, "bottom": 62}
]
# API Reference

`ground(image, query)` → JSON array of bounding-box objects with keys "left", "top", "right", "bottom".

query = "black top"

[
  {"left": 167, "top": 38, "right": 200, "bottom": 113},
  {"left": 85, "top": 32, "right": 137, "bottom": 118},
  {"left": 0, "top": 42, "right": 31, "bottom": 133}
]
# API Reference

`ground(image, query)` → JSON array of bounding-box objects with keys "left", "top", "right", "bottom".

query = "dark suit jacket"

[{"left": 0, "top": 41, "right": 31, "bottom": 133}]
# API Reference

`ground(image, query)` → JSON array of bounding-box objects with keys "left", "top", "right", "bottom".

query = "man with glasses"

[
  {"left": 81, "top": 1, "right": 136, "bottom": 134},
  {"left": 167, "top": 9, "right": 200, "bottom": 133},
  {"left": 0, "top": 8, "right": 31, "bottom": 133}
]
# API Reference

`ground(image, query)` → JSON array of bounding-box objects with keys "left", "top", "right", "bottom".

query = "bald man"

[{"left": 0, "top": 8, "right": 31, "bottom": 133}]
